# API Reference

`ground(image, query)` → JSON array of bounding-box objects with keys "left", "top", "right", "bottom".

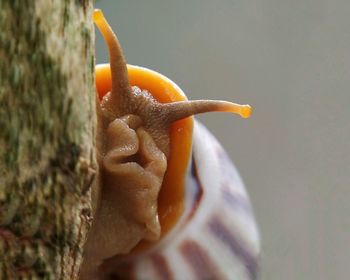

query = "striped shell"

[{"left": 102, "top": 121, "right": 260, "bottom": 279}]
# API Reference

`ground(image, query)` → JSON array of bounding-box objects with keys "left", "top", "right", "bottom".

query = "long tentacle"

[
  {"left": 161, "top": 100, "right": 252, "bottom": 123},
  {"left": 93, "top": 10, "right": 131, "bottom": 104}
]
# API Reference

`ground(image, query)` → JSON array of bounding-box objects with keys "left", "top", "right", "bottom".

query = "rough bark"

[{"left": 0, "top": 0, "right": 95, "bottom": 279}]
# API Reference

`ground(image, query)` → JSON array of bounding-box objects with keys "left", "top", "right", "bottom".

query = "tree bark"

[{"left": 0, "top": 1, "right": 95, "bottom": 279}]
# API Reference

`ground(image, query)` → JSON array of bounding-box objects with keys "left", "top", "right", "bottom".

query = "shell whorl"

[{"left": 102, "top": 121, "right": 260, "bottom": 279}]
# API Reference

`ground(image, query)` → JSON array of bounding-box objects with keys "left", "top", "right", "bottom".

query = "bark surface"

[{"left": 0, "top": 1, "right": 95, "bottom": 279}]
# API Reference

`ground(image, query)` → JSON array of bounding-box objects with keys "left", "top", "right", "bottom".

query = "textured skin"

[{"left": 80, "top": 114, "right": 167, "bottom": 279}]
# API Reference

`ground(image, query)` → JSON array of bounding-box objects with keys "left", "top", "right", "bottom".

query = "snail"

[{"left": 79, "top": 9, "right": 260, "bottom": 280}]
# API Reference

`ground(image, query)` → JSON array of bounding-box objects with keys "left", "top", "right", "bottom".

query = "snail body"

[{"left": 79, "top": 10, "right": 259, "bottom": 279}]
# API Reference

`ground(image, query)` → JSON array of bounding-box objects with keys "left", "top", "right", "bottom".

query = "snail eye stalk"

[
  {"left": 162, "top": 100, "right": 252, "bottom": 124},
  {"left": 93, "top": 9, "right": 131, "bottom": 107}
]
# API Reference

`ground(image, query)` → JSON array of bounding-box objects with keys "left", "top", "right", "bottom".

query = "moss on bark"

[{"left": 0, "top": 0, "right": 95, "bottom": 279}]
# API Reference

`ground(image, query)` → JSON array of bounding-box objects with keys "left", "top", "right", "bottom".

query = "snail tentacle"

[
  {"left": 93, "top": 9, "right": 131, "bottom": 112},
  {"left": 161, "top": 99, "right": 252, "bottom": 123}
]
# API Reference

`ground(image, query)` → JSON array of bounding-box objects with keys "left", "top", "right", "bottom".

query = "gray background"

[{"left": 95, "top": 1, "right": 350, "bottom": 279}]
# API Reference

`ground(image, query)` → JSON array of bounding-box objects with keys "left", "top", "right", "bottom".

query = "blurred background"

[{"left": 94, "top": 1, "right": 350, "bottom": 279}]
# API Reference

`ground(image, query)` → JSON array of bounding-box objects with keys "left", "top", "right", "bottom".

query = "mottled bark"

[{"left": 0, "top": 0, "right": 95, "bottom": 279}]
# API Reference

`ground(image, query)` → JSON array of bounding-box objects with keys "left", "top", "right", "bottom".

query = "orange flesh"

[{"left": 95, "top": 64, "right": 192, "bottom": 237}]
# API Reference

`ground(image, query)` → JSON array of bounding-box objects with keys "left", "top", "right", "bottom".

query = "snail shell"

[{"left": 101, "top": 121, "right": 260, "bottom": 280}]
